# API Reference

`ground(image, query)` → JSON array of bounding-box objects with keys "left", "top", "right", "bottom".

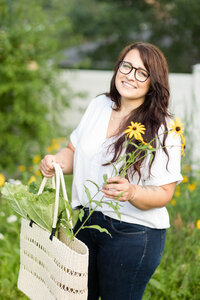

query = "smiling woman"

[
  {"left": 40, "top": 41, "right": 183, "bottom": 300},
  {"left": 115, "top": 50, "right": 151, "bottom": 107}
]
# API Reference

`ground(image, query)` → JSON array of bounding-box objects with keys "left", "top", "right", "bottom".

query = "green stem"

[{"left": 73, "top": 195, "right": 105, "bottom": 239}]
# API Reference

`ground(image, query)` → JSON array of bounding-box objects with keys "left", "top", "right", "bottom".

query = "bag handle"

[{"left": 37, "top": 162, "right": 73, "bottom": 240}]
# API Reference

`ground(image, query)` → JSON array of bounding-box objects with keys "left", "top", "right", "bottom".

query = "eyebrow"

[{"left": 124, "top": 60, "right": 148, "bottom": 72}]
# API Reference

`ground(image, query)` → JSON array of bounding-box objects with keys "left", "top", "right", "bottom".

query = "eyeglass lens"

[{"left": 119, "top": 61, "right": 149, "bottom": 82}]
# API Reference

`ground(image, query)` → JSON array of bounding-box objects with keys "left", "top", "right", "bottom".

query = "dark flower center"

[
  {"left": 176, "top": 126, "right": 181, "bottom": 131},
  {"left": 133, "top": 127, "right": 137, "bottom": 130}
]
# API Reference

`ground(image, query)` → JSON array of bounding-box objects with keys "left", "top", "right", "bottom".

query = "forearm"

[
  {"left": 102, "top": 177, "right": 176, "bottom": 211},
  {"left": 129, "top": 183, "right": 176, "bottom": 210},
  {"left": 55, "top": 147, "right": 74, "bottom": 175}
]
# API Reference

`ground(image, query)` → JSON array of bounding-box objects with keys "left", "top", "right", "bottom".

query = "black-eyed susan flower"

[
  {"left": 169, "top": 118, "right": 184, "bottom": 138},
  {"left": 0, "top": 174, "right": 5, "bottom": 187},
  {"left": 182, "top": 175, "right": 189, "bottom": 183},
  {"left": 33, "top": 155, "right": 41, "bottom": 164},
  {"left": 28, "top": 176, "right": 36, "bottom": 185},
  {"left": 124, "top": 122, "right": 146, "bottom": 141},
  {"left": 181, "top": 136, "right": 186, "bottom": 156},
  {"left": 18, "top": 165, "right": 26, "bottom": 172},
  {"left": 188, "top": 183, "right": 196, "bottom": 192}
]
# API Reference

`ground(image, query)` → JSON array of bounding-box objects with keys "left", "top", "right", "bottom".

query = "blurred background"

[{"left": 0, "top": 0, "right": 200, "bottom": 299}]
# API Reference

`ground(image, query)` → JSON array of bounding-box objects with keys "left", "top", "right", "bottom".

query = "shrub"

[{"left": 0, "top": 0, "right": 72, "bottom": 175}]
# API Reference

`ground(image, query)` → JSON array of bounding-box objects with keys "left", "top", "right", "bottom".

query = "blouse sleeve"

[
  {"left": 142, "top": 130, "right": 183, "bottom": 186},
  {"left": 70, "top": 98, "right": 97, "bottom": 148}
]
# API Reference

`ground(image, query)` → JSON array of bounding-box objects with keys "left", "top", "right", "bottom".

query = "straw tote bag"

[{"left": 17, "top": 162, "right": 89, "bottom": 300}]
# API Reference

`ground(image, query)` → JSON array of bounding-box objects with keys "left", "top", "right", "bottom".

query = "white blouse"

[{"left": 70, "top": 95, "right": 183, "bottom": 229}]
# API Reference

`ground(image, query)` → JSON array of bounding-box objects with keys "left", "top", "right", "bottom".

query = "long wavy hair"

[{"left": 105, "top": 41, "right": 171, "bottom": 180}]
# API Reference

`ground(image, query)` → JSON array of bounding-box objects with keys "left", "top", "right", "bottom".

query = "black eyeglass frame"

[{"left": 118, "top": 60, "right": 150, "bottom": 82}]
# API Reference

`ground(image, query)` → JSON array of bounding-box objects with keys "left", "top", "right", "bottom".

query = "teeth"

[{"left": 122, "top": 81, "right": 135, "bottom": 88}]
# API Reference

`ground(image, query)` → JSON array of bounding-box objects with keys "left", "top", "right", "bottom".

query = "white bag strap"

[{"left": 36, "top": 162, "right": 73, "bottom": 240}]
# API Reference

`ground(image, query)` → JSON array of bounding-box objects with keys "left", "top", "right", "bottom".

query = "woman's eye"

[
  {"left": 137, "top": 70, "right": 147, "bottom": 77},
  {"left": 123, "top": 64, "right": 131, "bottom": 69}
]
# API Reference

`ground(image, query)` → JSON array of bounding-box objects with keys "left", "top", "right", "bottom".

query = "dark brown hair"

[{"left": 105, "top": 41, "right": 171, "bottom": 180}]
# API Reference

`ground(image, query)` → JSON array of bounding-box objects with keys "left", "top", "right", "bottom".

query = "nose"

[{"left": 126, "top": 69, "right": 135, "bottom": 81}]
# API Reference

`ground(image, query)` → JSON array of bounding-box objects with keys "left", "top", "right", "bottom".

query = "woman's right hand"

[{"left": 40, "top": 155, "right": 64, "bottom": 177}]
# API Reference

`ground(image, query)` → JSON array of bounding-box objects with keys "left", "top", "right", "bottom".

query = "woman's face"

[{"left": 115, "top": 49, "right": 151, "bottom": 107}]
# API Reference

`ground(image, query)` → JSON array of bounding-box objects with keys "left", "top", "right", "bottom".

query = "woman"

[{"left": 40, "top": 42, "right": 183, "bottom": 299}]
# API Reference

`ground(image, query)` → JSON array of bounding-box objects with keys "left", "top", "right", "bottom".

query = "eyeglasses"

[{"left": 118, "top": 61, "right": 150, "bottom": 82}]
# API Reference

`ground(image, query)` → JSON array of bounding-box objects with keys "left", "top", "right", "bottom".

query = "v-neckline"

[{"left": 105, "top": 102, "right": 115, "bottom": 140}]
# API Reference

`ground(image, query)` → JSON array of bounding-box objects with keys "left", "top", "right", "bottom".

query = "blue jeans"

[{"left": 74, "top": 209, "right": 166, "bottom": 300}]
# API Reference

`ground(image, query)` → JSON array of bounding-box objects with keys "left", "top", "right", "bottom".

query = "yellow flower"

[
  {"left": 181, "top": 136, "right": 186, "bottom": 156},
  {"left": 35, "top": 170, "right": 41, "bottom": 176},
  {"left": 183, "top": 164, "right": 191, "bottom": 173},
  {"left": 182, "top": 175, "right": 189, "bottom": 183},
  {"left": 18, "top": 165, "right": 26, "bottom": 172},
  {"left": 52, "top": 142, "right": 60, "bottom": 150},
  {"left": 0, "top": 174, "right": 5, "bottom": 187},
  {"left": 170, "top": 198, "right": 176, "bottom": 206},
  {"left": 46, "top": 146, "right": 53, "bottom": 153},
  {"left": 196, "top": 220, "right": 200, "bottom": 229},
  {"left": 28, "top": 176, "right": 36, "bottom": 185},
  {"left": 188, "top": 183, "right": 196, "bottom": 192},
  {"left": 33, "top": 155, "right": 41, "bottom": 164},
  {"left": 169, "top": 118, "right": 184, "bottom": 138},
  {"left": 124, "top": 122, "right": 146, "bottom": 141},
  {"left": 175, "top": 185, "right": 180, "bottom": 197}
]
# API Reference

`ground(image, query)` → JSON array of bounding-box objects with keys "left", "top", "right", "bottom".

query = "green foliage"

[
  {"left": 59, "top": 0, "right": 200, "bottom": 72},
  {"left": 1, "top": 182, "right": 67, "bottom": 232},
  {"left": 0, "top": 0, "right": 72, "bottom": 175},
  {"left": 143, "top": 171, "right": 200, "bottom": 299}
]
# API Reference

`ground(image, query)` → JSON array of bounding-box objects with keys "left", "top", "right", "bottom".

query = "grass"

[{"left": 0, "top": 168, "right": 200, "bottom": 299}]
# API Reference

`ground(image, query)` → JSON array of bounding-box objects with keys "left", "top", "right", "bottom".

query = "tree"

[
  {"left": 59, "top": 0, "right": 200, "bottom": 72},
  {"left": 0, "top": 0, "right": 73, "bottom": 174}
]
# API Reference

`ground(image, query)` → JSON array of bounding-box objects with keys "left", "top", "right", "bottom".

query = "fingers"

[
  {"left": 40, "top": 155, "right": 56, "bottom": 177},
  {"left": 103, "top": 177, "right": 128, "bottom": 191},
  {"left": 107, "top": 176, "right": 125, "bottom": 184},
  {"left": 102, "top": 188, "right": 127, "bottom": 201},
  {"left": 102, "top": 176, "right": 130, "bottom": 201}
]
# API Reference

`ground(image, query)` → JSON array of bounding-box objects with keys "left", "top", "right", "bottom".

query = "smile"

[{"left": 122, "top": 81, "right": 136, "bottom": 89}]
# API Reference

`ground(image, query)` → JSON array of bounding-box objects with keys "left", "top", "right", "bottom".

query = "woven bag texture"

[{"left": 18, "top": 218, "right": 89, "bottom": 300}]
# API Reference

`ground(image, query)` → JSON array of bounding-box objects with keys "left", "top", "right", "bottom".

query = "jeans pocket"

[{"left": 110, "top": 219, "right": 147, "bottom": 236}]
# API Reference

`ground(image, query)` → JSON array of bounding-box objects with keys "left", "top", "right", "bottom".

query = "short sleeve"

[
  {"left": 142, "top": 131, "right": 183, "bottom": 186},
  {"left": 70, "top": 98, "right": 97, "bottom": 148}
]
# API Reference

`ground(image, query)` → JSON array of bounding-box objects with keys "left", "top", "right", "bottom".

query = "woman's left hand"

[{"left": 102, "top": 176, "right": 136, "bottom": 202}]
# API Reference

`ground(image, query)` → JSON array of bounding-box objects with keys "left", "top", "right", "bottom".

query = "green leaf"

[
  {"left": 91, "top": 200, "right": 103, "bottom": 207},
  {"left": 84, "top": 185, "right": 92, "bottom": 201},
  {"left": 28, "top": 182, "right": 39, "bottom": 194},
  {"left": 149, "top": 278, "right": 165, "bottom": 293},
  {"left": 105, "top": 201, "right": 122, "bottom": 219},
  {"left": 60, "top": 224, "right": 74, "bottom": 242},
  {"left": 110, "top": 163, "right": 118, "bottom": 176},
  {"left": 83, "top": 225, "right": 112, "bottom": 237},
  {"left": 149, "top": 153, "right": 154, "bottom": 164},
  {"left": 116, "top": 192, "right": 124, "bottom": 200},
  {"left": 1, "top": 182, "right": 66, "bottom": 233},
  {"left": 103, "top": 174, "right": 108, "bottom": 184},
  {"left": 78, "top": 209, "right": 85, "bottom": 222},
  {"left": 86, "top": 179, "right": 100, "bottom": 191}
]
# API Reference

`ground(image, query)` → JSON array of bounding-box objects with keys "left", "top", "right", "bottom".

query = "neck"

[{"left": 119, "top": 98, "right": 144, "bottom": 114}]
